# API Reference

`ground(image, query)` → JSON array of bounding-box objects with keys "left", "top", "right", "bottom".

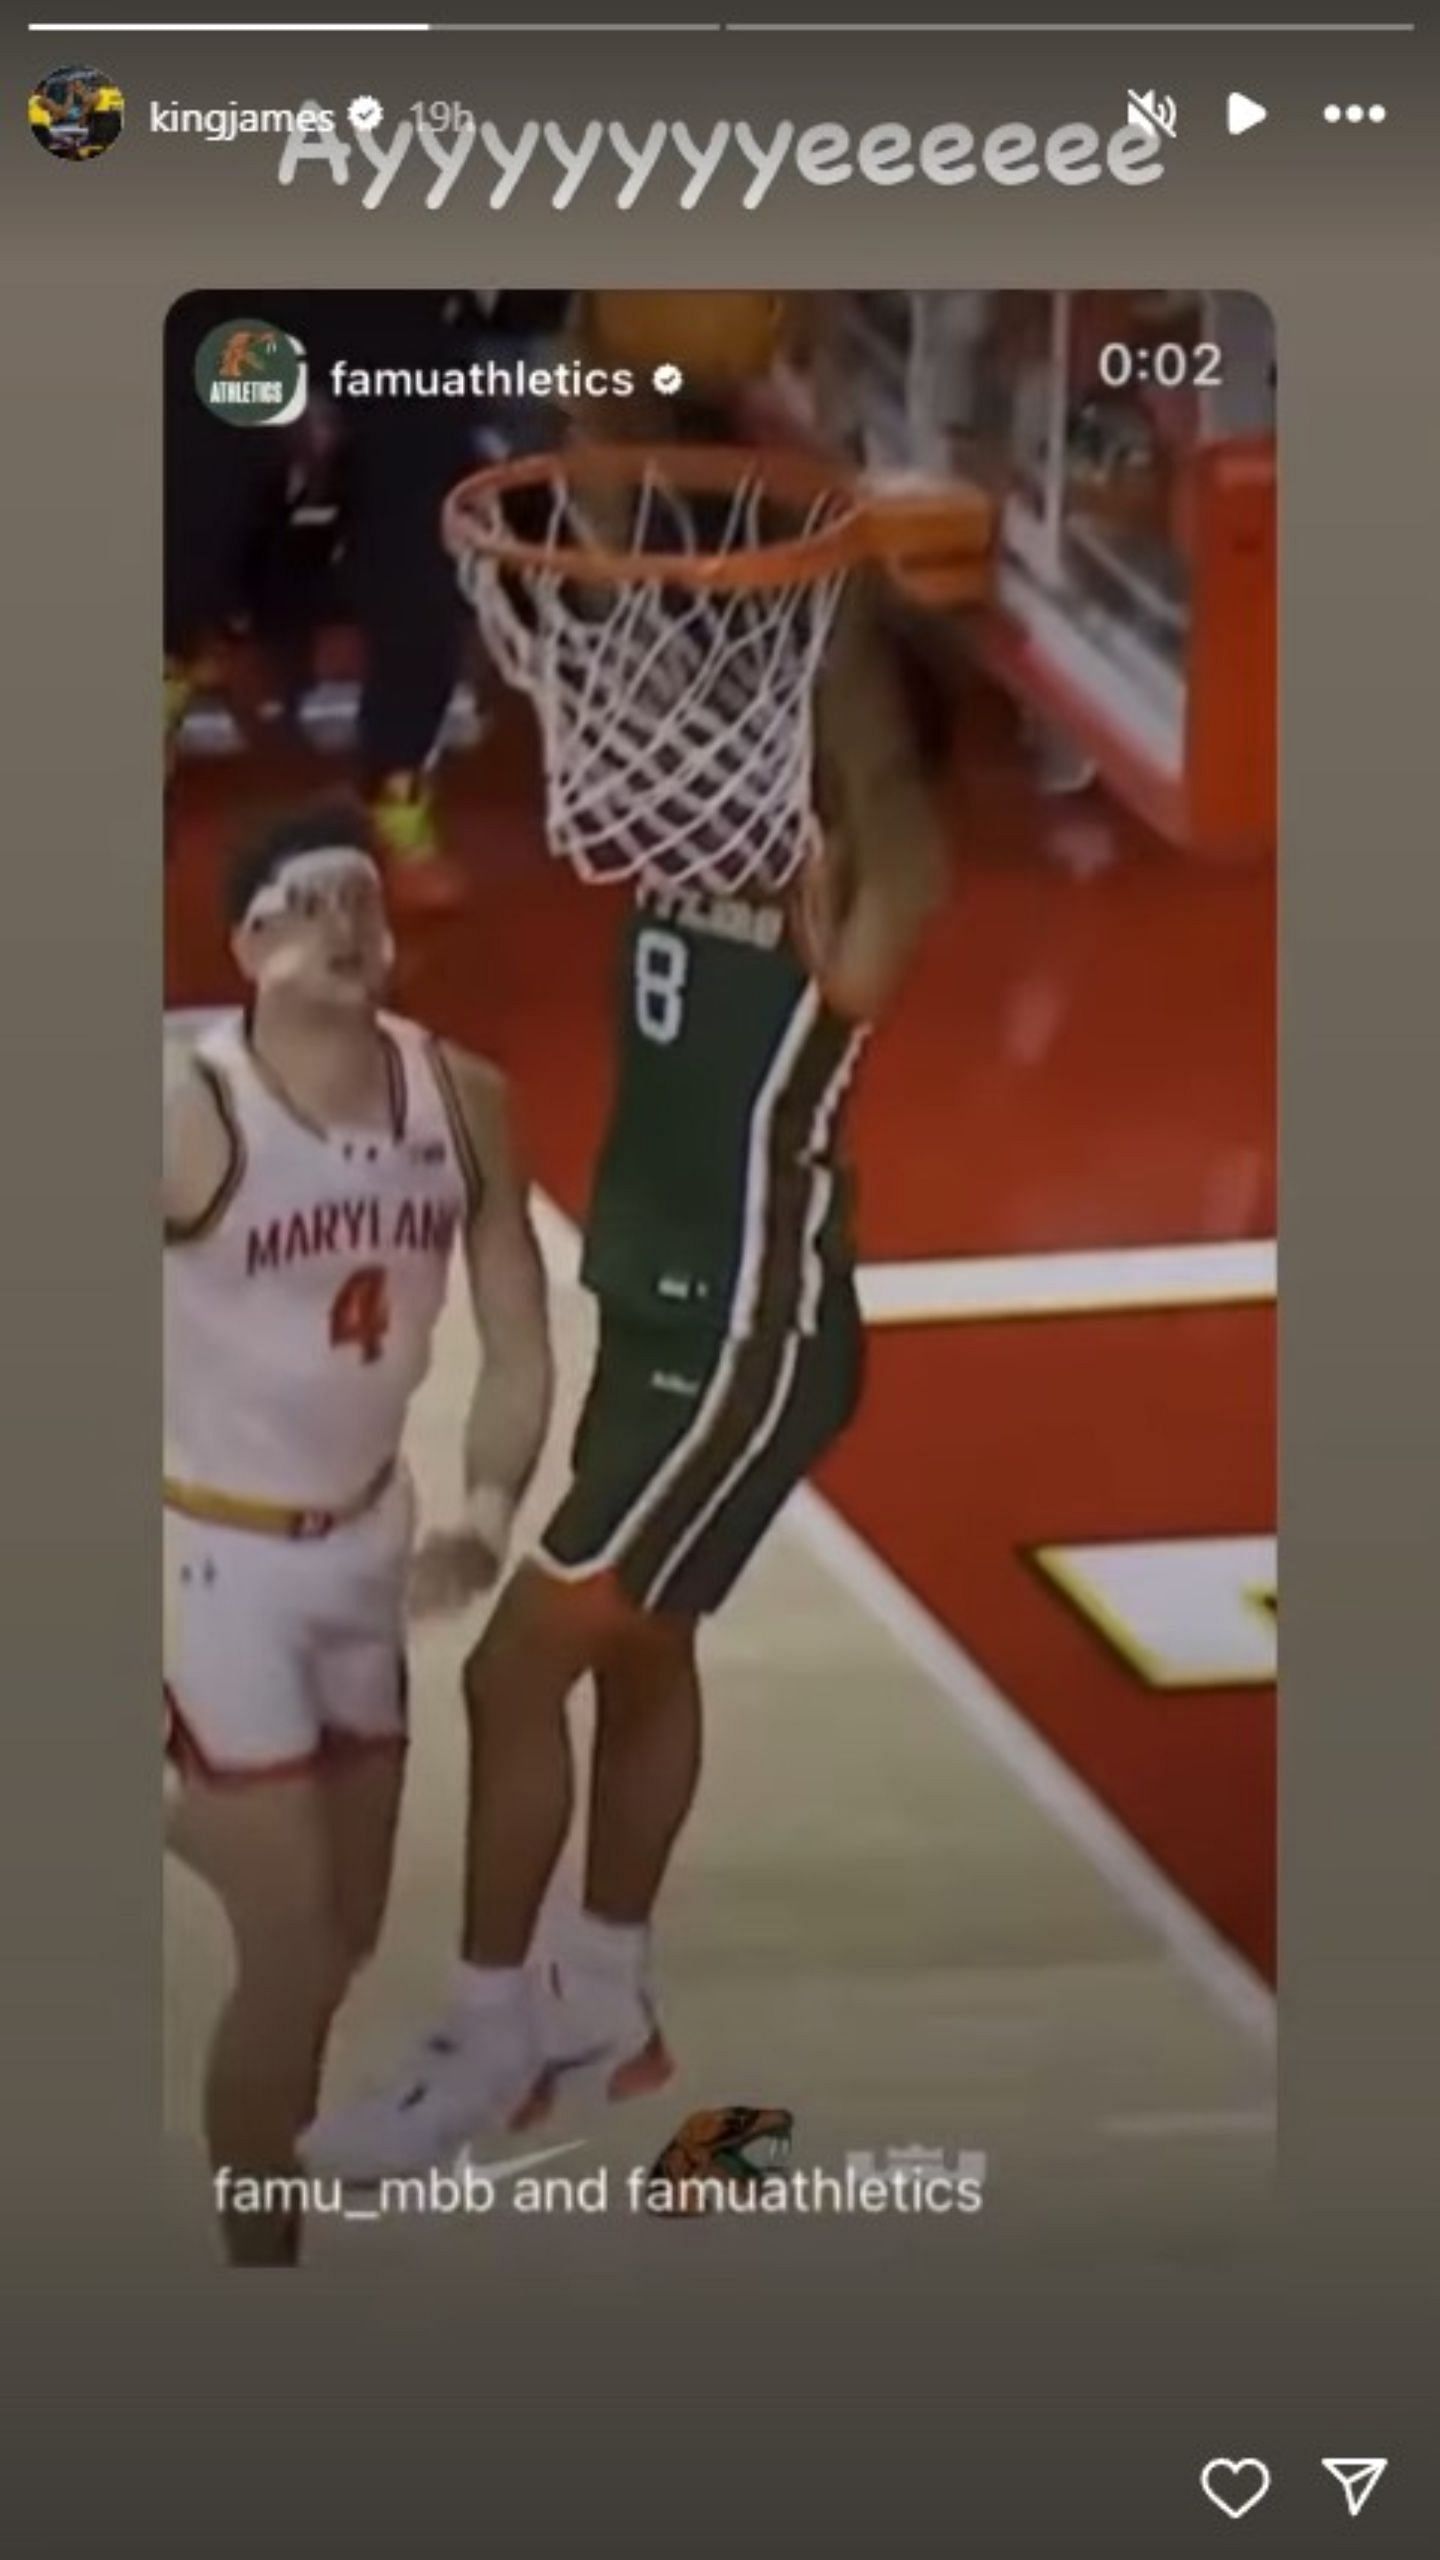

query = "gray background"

[{"left": 4, "top": 15, "right": 1436, "bottom": 2551}]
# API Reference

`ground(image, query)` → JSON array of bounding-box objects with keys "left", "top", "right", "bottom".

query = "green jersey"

[{"left": 580, "top": 877, "right": 867, "bottom": 1338}]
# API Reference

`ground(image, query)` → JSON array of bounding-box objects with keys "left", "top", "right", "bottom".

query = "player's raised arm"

[{"left": 801, "top": 570, "right": 952, "bottom": 1026}]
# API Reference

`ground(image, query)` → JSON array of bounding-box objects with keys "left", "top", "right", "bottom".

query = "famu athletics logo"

[{"left": 193, "top": 318, "right": 307, "bottom": 427}]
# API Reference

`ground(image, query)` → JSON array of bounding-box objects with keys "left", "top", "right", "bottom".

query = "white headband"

[{"left": 243, "top": 846, "right": 383, "bottom": 929}]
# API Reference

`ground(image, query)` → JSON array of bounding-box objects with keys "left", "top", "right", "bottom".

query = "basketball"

[{"left": 581, "top": 291, "right": 791, "bottom": 389}]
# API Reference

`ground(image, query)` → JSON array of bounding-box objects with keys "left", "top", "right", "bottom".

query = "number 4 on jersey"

[{"left": 330, "top": 1266, "right": 390, "bottom": 1364}]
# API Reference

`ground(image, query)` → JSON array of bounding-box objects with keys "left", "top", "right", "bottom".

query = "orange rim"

[{"left": 442, "top": 442, "right": 985, "bottom": 596}]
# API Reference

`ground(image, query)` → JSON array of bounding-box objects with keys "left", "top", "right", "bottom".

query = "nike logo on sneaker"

[{"left": 461, "top": 2138, "right": 587, "bottom": 2182}]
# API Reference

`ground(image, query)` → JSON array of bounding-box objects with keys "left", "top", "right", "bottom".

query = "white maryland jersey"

[{"left": 164, "top": 1011, "right": 478, "bottom": 1509}]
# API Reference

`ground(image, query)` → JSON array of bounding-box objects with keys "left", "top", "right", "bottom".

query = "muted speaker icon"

[{"left": 1127, "top": 88, "right": 1178, "bottom": 139}]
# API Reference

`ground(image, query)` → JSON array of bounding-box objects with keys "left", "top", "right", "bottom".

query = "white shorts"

[{"left": 164, "top": 1467, "right": 416, "bottom": 1785}]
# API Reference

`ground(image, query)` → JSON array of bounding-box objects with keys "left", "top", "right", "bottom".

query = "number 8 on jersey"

[{"left": 635, "top": 926, "right": 689, "bottom": 1046}]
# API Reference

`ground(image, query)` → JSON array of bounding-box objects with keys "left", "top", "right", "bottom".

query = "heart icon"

[{"left": 1201, "top": 2459, "right": 1271, "bottom": 2520}]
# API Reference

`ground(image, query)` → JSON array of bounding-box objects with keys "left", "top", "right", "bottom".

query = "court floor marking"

[
  {"left": 530, "top": 1197, "right": 1276, "bottom": 1326},
  {"left": 531, "top": 1189, "right": 1276, "bottom": 2052},
  {"left": 785, "top": 1486, "right": 1274, "bottom": 2047},
  {"left": 857, "top": 1239, "right": 1275, "bottom": 1324}
]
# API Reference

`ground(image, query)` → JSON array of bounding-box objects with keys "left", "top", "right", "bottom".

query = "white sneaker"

[
  {"left": 527, "top": 1956, "right": 675, "bottom": 2117},
  {"left": 298, "top": 2000, "right": 547, "bottom": 2186}
]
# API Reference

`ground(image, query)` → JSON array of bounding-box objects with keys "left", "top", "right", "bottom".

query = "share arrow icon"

[{"left": 1322, "top": 2458, "right": 1388, "bottom": 2517}]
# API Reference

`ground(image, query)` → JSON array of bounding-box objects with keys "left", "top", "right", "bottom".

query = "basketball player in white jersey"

[{"left": 164, "top": 800, "right": 552, "bottom": 2266}]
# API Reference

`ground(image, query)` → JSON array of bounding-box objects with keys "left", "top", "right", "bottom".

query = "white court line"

[
  {"left": 857, "top": 1239, "right": 1275, "bottom": 1324},
  {"left": 525, "top": 1198, "right": 1276, "bottom": 1324},
  {"left": 782, "top": 1485, "right": 1275, "bottom": 2050}
]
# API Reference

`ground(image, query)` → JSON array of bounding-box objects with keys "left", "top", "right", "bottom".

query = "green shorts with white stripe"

[{"left": 538, "top": 1282, "right": 866, "bottom": 1617}]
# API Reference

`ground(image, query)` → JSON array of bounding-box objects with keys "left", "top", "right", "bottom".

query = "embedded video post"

[{"left": 161, "top": 287, "right": 1276, "bottom": 2273}]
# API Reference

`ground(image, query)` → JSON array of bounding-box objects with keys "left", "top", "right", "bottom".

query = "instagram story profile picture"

[
  {"left": 29, "top": 64, "right": 124, "bottom": 160},
  {"left": 193, "top": 320, "right": 309, "bottom": 428}
]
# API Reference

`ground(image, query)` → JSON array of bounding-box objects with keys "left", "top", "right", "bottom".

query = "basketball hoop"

[{"left": 442, "top": 441, "right": 990, "bottom": 896}]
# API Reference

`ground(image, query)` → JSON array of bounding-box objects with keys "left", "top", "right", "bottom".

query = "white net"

[{"left": 451, "top": 454, "right": 855, "bottom": 895}]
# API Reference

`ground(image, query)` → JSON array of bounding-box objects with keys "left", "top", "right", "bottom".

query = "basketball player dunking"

[
  {"left": 165, "top": 801, "right": 552, "bottom": 2264},
  {"left": 301, "top": 297, "right": 951, "bottom": 2184}
]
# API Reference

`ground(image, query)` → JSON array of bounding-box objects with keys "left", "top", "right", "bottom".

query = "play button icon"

[{"left": 1228, "top": 92, "right": 1267, "bottom": 135}]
